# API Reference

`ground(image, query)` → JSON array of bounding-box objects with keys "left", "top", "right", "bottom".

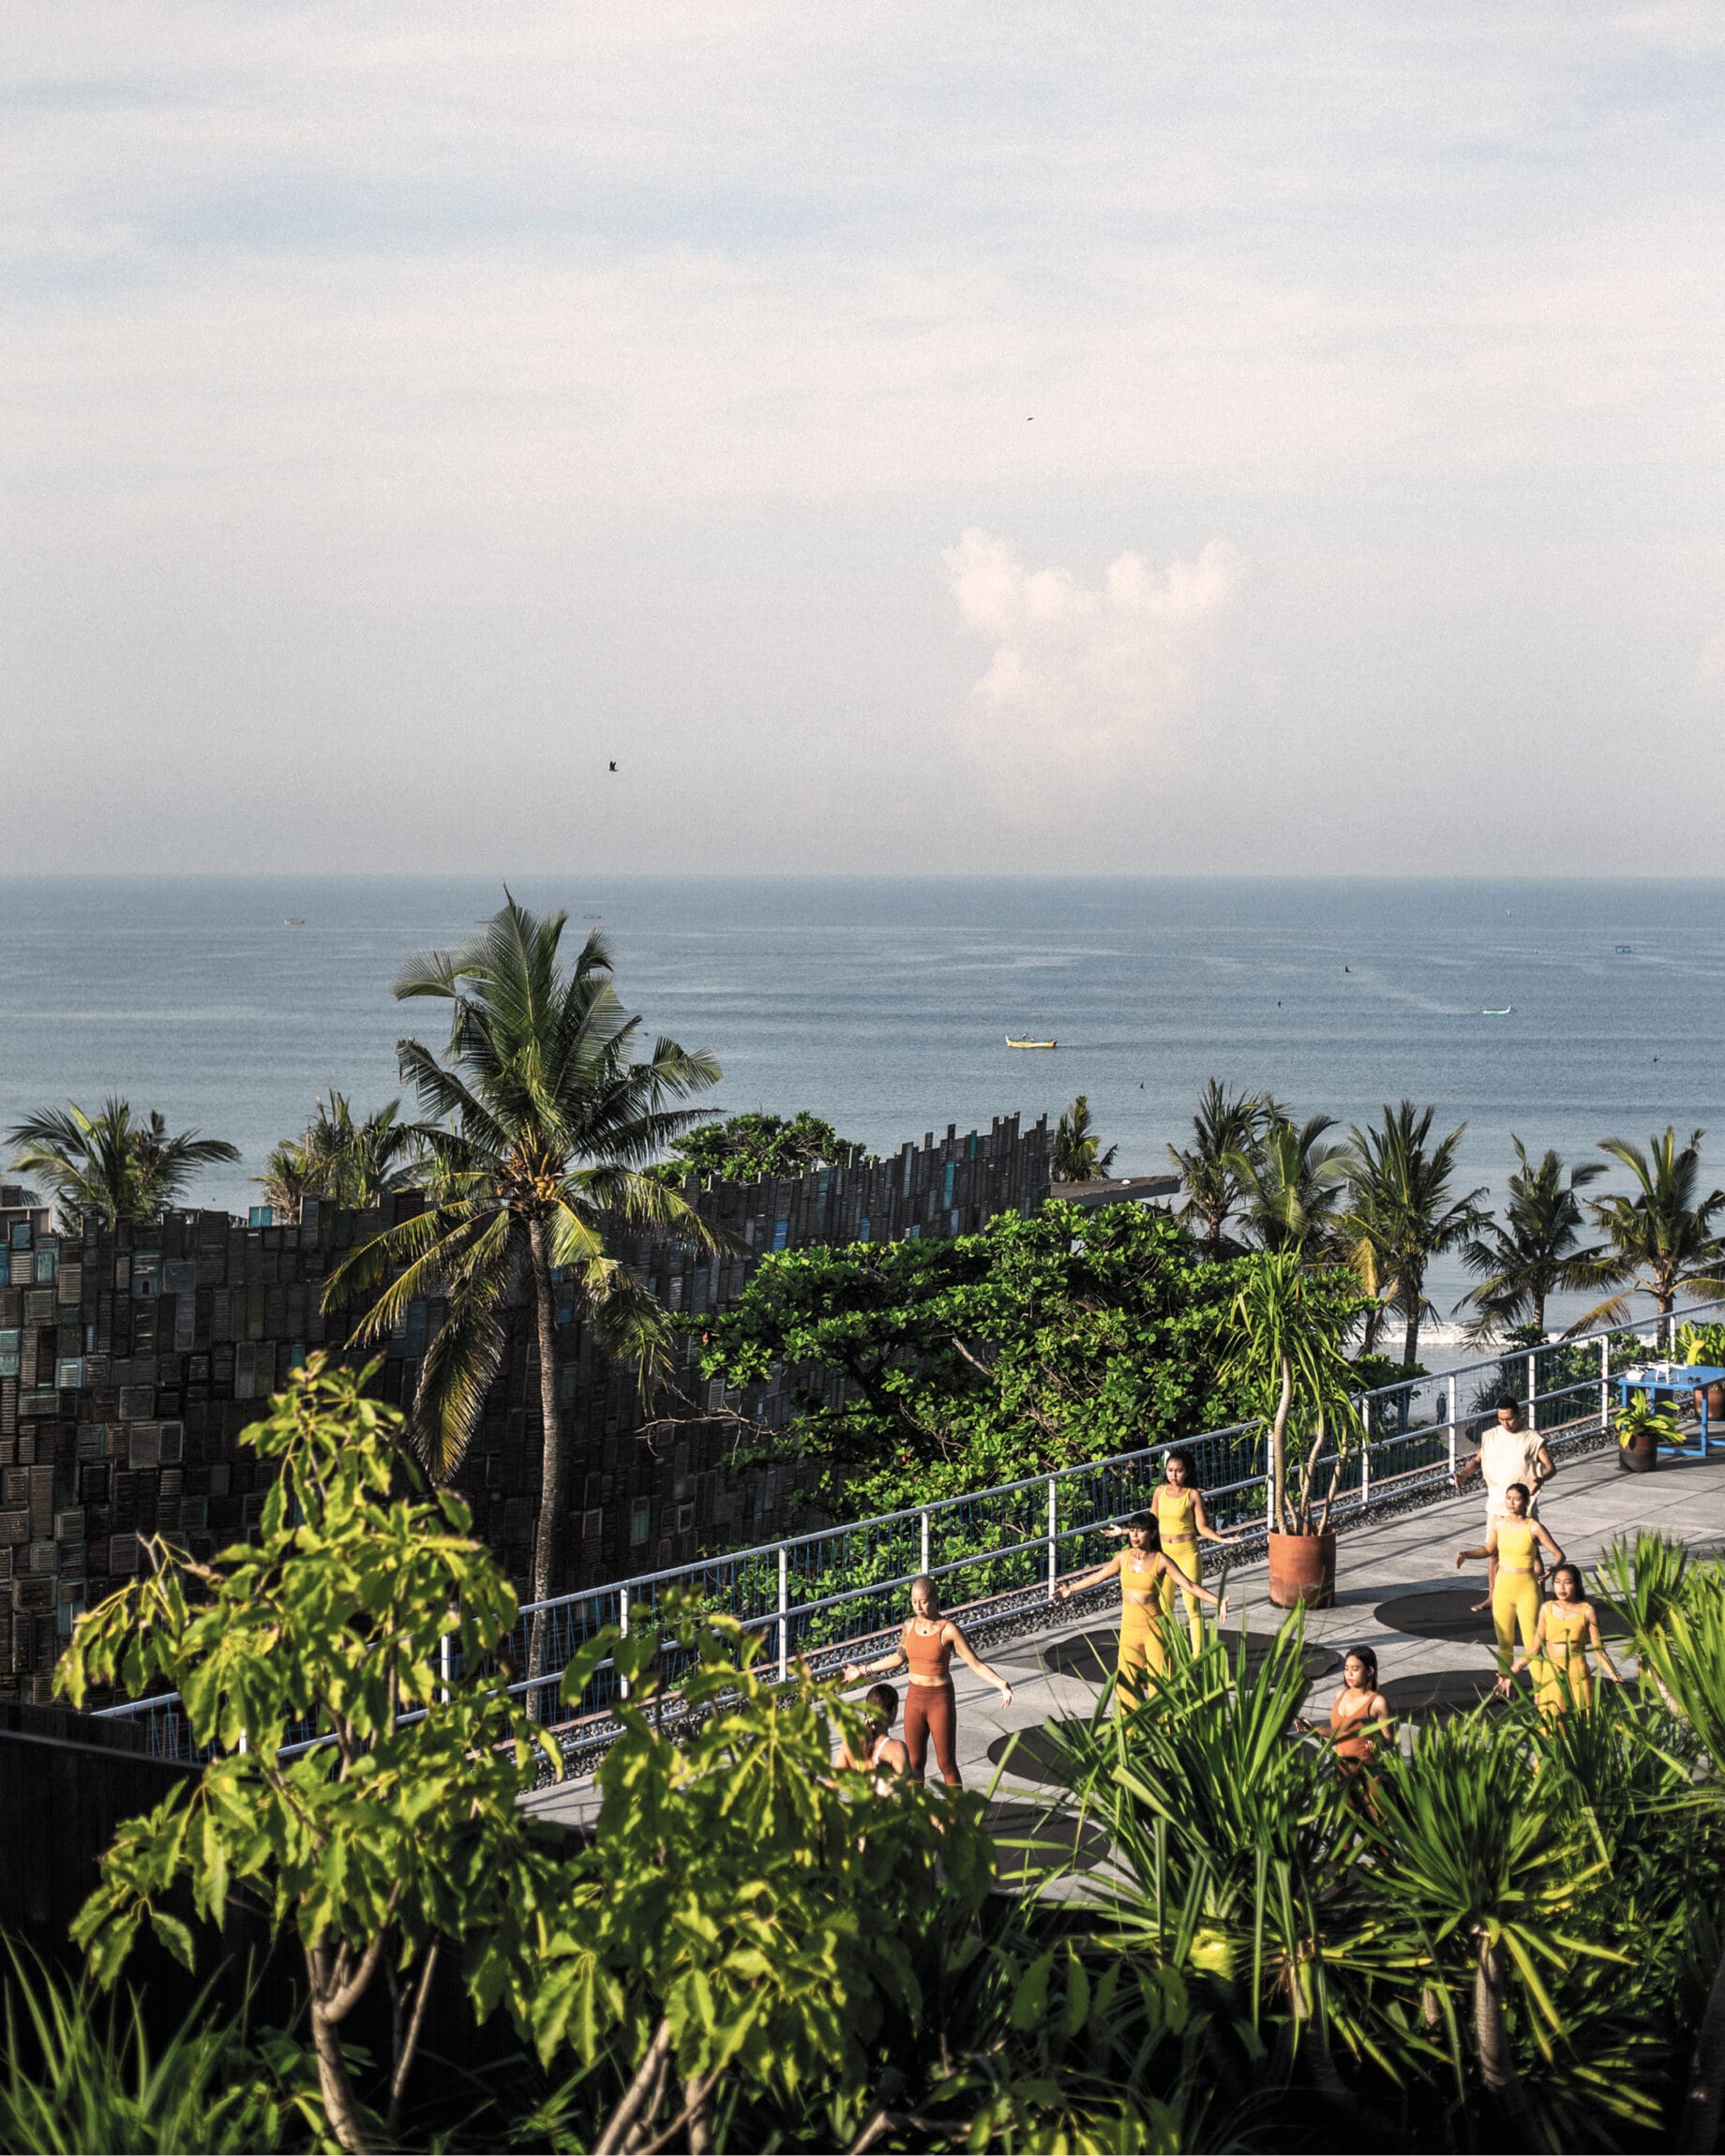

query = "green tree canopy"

[
  {"left": 256, "top": 1090, "right": 426, "bottom": 1220},
  {"left": 1456, "top": 1139, "right": 1604, "bottom": 1339},
  {"left": 697, "top": 1199, "right": 1364, "bottom": 1516},
  {"left": 651, "top": 1109, "right": 861, "bottom": 1187},
  {"left": 1575, "top": 1127, "right": 1725, "bottom": 1324},
  {"left": 1052, "top": 1094, "right": 1118, "bottom": 1183}
]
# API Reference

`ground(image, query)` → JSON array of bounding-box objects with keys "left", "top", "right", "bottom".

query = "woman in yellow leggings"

[
  {"left": 1501, "top": 1564, "right": 1623, "bottom": 1714},
  {"left": 1057, "top": 1513, "right": 1226, "bottom": 1696},
  {"left": 1103, "top": 1452, "right": 1238, "bottom": 1652},
  {"left": 1456, "top": 1482, "right": 1564, "bottom": 1676}
]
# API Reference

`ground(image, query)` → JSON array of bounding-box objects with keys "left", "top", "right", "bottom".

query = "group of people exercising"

[{"left": 837, "top": 1395, "right": 1625, "bottom": 1788}]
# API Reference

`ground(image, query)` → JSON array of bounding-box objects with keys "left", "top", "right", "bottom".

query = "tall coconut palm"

[
  {"left": 1167, "top": 1080, "right": 1282, "bottom": 1258},
  {"left": 1225, "top": 1113, "right": 1356, "bottom": 1257},
  {"left": 323, "top": 898, "right": 727, "bottom": 1637},
  {"left": 7, "top": 1097, "right": 239, "bottom": 1231},
  {"left": 1051, "top": 1094, "right": 1118, "bottom": 1183},
  {"left": 258, "top": 1090, "right": 426, "bottom": 1220},
  {"left": 1342, "top": 1100, "right": 1486, "bottom": 1370},
  {"left": 1455, "top": 1141, "right": 1605, "bottom": 1340},
  {"left": 1572, "top": 1127, "right": 1725, "bottom": 1325}
]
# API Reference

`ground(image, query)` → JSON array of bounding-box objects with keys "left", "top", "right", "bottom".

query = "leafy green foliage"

[
  {"left": 698, "top": 1201, "right": 1308, "bottom": 1515},
  {"left": 1577, "top": 1126, "right": 1725, "bottom": 1324},
  {"left": 256, "top": 1091, "right": 426, "bottom": 1220},
  {"left": 0, "top": 1947, "right": 319, "bottom": 2156},
  {"left": 56, "top": 1356, "right": 569, "bottom": 2151},
  {"left": 1342, "top": 1099, "right": 1488, "bottom": 1369},
  {"left": 649, "top": 1110, "right": 860, "bottom": 1187}
]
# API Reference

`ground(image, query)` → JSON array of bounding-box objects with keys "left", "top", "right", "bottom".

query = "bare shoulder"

[{"left": 1369, "top": 1692, "right": 1391, "bottom": 1718}]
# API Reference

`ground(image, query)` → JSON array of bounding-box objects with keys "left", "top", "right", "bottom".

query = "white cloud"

[
  {"left": 941, "top": 529, "right": 1247, "bottom": 822},
  {"left": 1695, "top": 631, "right": 1725, "bottom": 693}
]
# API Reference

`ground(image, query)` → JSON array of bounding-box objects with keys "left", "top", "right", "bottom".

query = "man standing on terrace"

[{"left": 1454, "top": 1395, "right": 1556, "bottom": 1611}]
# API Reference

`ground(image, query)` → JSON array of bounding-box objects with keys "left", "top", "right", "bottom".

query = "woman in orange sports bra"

[
  {"left": 1057, "top": 1512, "right": 1226, "bottom": 1695},
  {"left": 841, "top": 1576, "right": 1013, "bottom": 1787},
  {"left": 1500, "top": 1564, "right": 1623, "bottom": 1715},
  {"left": 1295, "top": 1645, "right": 1392, "bottom": 1782}
]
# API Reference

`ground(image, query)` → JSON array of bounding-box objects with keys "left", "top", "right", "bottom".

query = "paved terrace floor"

[{"left": 522, "top": 1439, "right": 1725, "bottom": 1831}]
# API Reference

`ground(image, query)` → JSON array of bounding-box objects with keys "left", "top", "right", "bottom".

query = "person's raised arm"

[
  {"left": 1457, "top": 1523, "right": 1498, "bottom": 1568},
  {"left": 1532, "top": 1442, "right": 1556, "bottom": 1488},
  {"left": 1053, "top": 1551, "right": 1122, "bottom": 1603},
  {"left": 841, "top": 1630, "right": 908, "bottom": 1685},
  {"left": 946, "top": 1623, "right": 1013, "bottom": 1705},
  {"left": 1454, "top": 1447, "right": 1482, "bottom": 1490}
]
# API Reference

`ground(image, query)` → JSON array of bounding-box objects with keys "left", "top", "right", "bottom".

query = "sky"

[{"left": 5, "top": 2, "right": 1725, "bottom": 875}]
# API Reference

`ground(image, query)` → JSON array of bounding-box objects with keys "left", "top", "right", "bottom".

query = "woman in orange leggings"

[{"left": 841, "top": 1575, "right": 1013, "bottom": 1787}]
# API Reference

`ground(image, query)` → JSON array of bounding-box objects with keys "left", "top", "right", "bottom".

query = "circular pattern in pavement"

[
  {"left": 984, "top": 1799, "right": 1112, "bottom": 1891},
  {"left": 985, "top": 1719, "right": 1089, "bottom": 1788},
  {"left": 1040, "top": 1624, "right": 1338, "bottom": 1684},
  {"left": 1375, "top": 1588, "right": 1628, "bottom": 1645},
  {"left": 1380, "top": 1668, "right": 1524, "bottom": 1720}
]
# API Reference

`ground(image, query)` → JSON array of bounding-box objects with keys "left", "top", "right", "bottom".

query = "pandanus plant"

[{"left": 1219, "top": 1250, "right": 1365, "bottom": 1535}]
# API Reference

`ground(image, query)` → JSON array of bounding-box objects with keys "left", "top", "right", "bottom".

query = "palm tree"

[
  {"left": 1455, "top": 1141, "right": 1604, "bottom": 1340},
  {"left": 7, "top": 1097, "right": 239, "bottom": 1230},
  {"left": 1342, "top": 1100, "right": 1487, "bottom": 1370},
  {"left": 1572, "top": 1127, "right": 1725, "bottom": 1326},
  {"left": 324, "top": 898, "right": 727, "bottom": 1632},
  {"left": 1225, "top": 1113, "right": 1356, "bottom": 1256},
  {"left": 1051, "top": 1094, "right": 1118, "bottom": 1183},
  {"left": 258, "top": 1090, "right": 426, "bottom": 1220},
  {"left": 1166, "top": 1081, "right": 1282, "bottom": 1258}
]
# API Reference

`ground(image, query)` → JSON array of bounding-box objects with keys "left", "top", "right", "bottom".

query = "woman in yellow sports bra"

[
  {"left": 1103, "top": 1451, "right": 1238, "bottom": 1652},
  {"left": 1456, "top": 1481, "right": 1564, "bottom": 1676},
  {"left": 1501, "top": 1564, "right": 1623, "bottom": 1714},
  {"left": 1057, "top": 1512, "right": 1226, "bottom": 1696}
]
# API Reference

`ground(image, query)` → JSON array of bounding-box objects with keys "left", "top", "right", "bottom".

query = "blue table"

[{"left": 1617, "top": 1364, "right": 1725, "bottom": 1456}]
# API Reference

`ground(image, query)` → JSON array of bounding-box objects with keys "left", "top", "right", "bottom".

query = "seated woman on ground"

[
  {"left": 1498, "top": 1563, "right": 1624, "bottom": 1715},
  {"left": 836, "top": 1681, "right": 911, "bottom": 1778},
  {"left": 1293, "top": 1645, "right": 1392, "bottom": 1776}
]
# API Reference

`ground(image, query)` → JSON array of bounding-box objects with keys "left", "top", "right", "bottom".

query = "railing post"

[
  {"left": 439, "top": 1630, "right": 452, "bottom": 1705},
  {"left": 777, "top": 1544, "right": 789, "bottom": 1683},
  {"left": 1447, "top": 1373, "right": 1458, "bottom": 1476},
  {"left": 1600, "top": 1334, "right": 1611, "bottom": 1431},
  {"left": 1046, "top": 1475, "right": 1058, "bottom": 1600},
  {"left": 1526, "top": 1349, "right": 1538, "bottom": 1432},
  {"left": 618, "top": 1588, "right": 630, "bottom": 1700},
  {"left": 919, "top": 1508, "right": 930, "bottom": 1579}
]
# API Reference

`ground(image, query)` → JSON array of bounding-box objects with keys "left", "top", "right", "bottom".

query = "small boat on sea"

[
  {"left": 1480, "top": 1006, "right": 1513, "bottom": 1016},
  {"left": 1006, "top": 1035, "right": 1058, "bottom": 1050},
  {"left": 283, "top": 918, "right": 306, "bottom": 926},
  {"left": 1614, "top": 945, "right": 1635, "bottom": 955}
]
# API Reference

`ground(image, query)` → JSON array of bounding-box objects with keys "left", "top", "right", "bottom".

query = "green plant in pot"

[
  {"left": 1614, "top": 1397, "right": 1682, "bottom": 1474},
  {"left": 1218, "top": 1250, "right": 1367, "bottom": 1608},
  {"left": 1677, "top": 1319, "right": 1725, "bottom": 1423}
]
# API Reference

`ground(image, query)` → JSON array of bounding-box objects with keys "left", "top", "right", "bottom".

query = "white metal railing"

[{"left": 91, "top": 1301, "right": 1724, "bottom": 1762}]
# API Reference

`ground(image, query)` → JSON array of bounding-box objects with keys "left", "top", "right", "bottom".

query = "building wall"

[{"left": 0, "top": 1114, "right": 1049, "bottom": 1701}]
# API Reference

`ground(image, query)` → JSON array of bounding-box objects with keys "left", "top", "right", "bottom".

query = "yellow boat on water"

[{"left": 1006, "top": 1035, "right": 1058, "bottom": 1049}]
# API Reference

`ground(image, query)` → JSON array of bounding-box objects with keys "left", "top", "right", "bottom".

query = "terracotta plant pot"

[
  {"left": 1618, "top": 1430, "right": 1660, "bottom": 1474},
  {"left": 1693, "top": 1383, "right": 1725, "bottom": 1423},
  {"left": 1268, "top": 1528, "right": 1337, "bottom": 1610}
]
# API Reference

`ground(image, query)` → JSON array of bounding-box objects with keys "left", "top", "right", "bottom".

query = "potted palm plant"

[
  {"left": 1615, "top": 1398, "right": 1680, "bottom": 1474},
  {"left": 1677, "top": 1319, "right": 1725, "bottom": 1422},
  {"left": 1220, "top": 1251, "right": 1365, "bottom": 1608}
]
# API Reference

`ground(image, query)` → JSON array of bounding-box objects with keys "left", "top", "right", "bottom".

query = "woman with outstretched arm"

[
  {"left": 1057, "top": 1511, "right": 1226, "bottom": 1695},
  {"left": 841, "top": 1575, "right": 1012, "bottom": 1788}
]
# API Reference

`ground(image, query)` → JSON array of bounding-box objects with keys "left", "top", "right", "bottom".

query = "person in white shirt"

[{"left": 1454, "top": 1396, "right": 1555, "bottom": 1610}]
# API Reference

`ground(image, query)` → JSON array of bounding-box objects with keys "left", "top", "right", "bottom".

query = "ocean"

[{"left": 4, "top": 876, "right": 1723, "bottom": 1348}]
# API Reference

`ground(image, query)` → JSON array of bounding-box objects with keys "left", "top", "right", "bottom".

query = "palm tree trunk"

[
  {"left": 526, "top": 1215, "right": 564, "bottom": 1699},
  {"left": 1678, "top": 1923, "right": 1725, "bottom": 2153},
  {"left": 1473, "top": 1936, "right": 1538, "bottom": 2149}
]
